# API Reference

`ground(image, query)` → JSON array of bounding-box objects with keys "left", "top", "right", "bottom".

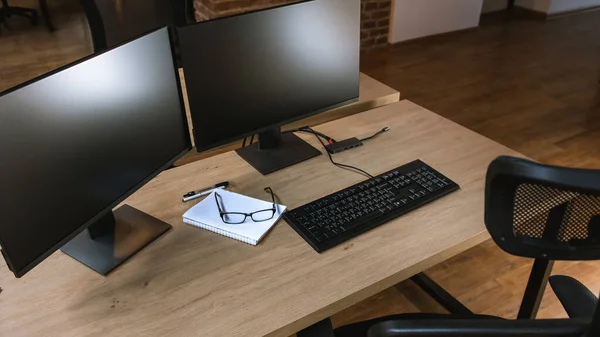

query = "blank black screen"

[
  {"left": 0, "top": 28, "right": 189, "bottom": 276},
  {"left": 178, "top": 0, "right": 360, "bottom": 150}
]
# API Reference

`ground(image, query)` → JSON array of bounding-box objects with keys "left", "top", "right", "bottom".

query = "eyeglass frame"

[{"left": 214, "top": 187, "right": 277, "bottom": 224}]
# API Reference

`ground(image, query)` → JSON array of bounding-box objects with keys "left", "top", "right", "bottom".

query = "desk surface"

[{"left": 0, "top": 100, "right": 520, "bottom": 337}]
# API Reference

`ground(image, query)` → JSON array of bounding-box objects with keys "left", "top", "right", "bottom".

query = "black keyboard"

[{"left": 283, "top": 160, "right": 459, "bottom": 252}]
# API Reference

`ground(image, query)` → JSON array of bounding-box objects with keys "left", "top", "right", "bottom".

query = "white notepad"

[{"left": 182, "top": 189, "right": 286, "bottom": 245}]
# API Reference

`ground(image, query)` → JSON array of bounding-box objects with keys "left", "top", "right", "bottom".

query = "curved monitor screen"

[
  {"left": 0, "top": 28, "right": 190, "bottom": 277},
  {"left": 178, "top": 0, "right": 360, "bottom": 151}
]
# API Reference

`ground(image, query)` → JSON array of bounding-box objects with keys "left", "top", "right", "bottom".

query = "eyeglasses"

[{"left": 214, "top": 187, "right": 276, "bottom": 224}]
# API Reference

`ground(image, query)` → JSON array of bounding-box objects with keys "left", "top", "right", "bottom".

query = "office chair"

[
  {"left": 0, "top": 0, "right": 53, "bottom": 31},
  {"left": 309, "top": 156, "right": 600, "bottom": 337},
  {"left": 0, "top": 0, "right": 38, "bottom": 30}
]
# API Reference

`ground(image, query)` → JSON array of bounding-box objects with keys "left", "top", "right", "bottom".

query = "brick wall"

[
  {"left": 193, "top": 0, "right": 392, "bottom": 50},
  {"left": 360, "top": 0, "right": 391, "bottom": 49}
]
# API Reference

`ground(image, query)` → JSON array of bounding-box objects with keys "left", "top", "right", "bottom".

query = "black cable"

[
  {"left": 283, "top": 129, "right": 335, "bottom": 143},
  {"left": 299, "top": 127, "right": 336, "bottom": 143},
  {"left": 249, "top": 134, "right": 255, "bottom": 144},
  {"left": 283, "top": 127, "right": 336, "bottom": 143},
  {"left": 360, "top": 127, "right": 390, "bottom": 142},
  {"left": 304, "top": 127, "right": 374, "bottom": 179},
  {"left": 242, "top": 137, "right": 247, "bottom": 147}
]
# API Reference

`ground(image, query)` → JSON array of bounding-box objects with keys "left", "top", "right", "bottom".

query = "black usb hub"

[{"left": 325, "top": 137, "right": 363, "bottom": 154}]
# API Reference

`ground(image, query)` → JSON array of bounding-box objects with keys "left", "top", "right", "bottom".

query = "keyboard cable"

[
  {"left": 240, "top": 127, "right": 374, "bottom": 179},
  {"left": 299, "top": 126, "right": 374, "bottom": 179},
  {"left": 243, "top": 130, "right": 328, "bottom": 148},
  {"left": 283, "top": 127, "right": 336, "bottom": 144},
  {"left": 242, "top": 127, "right": 388, "bottom": 148}
]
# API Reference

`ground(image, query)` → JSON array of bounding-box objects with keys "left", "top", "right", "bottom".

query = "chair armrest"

[
  {"left": 549, "top": 275, "right": 598, "bottom": 318},
  {"left": 367, "top": 318, "right": 588, "bottom": 337}
]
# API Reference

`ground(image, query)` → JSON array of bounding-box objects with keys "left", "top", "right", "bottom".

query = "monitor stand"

[
  {"left": 61, "top": 205, "right": 171, "bottom": 275},
  {"left": 235, "top": 127, "right": 321, "bottom": 175}
]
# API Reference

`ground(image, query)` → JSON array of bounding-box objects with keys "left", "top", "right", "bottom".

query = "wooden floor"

[
  {"left": 339, "top": 9, "right": 600, "bottom": 326},
  {"left": 362, "top": 11, "right": 600, "bottom": 169},
  {"left": 0, "top": 0, "right": 92, "bottom": 92},
  {"left": 2, "top": 2, "right": 600, "bottom": 331}
]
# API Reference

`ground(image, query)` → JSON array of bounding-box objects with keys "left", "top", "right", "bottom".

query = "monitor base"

[
  {"left": 61, "top": 205, "right": 171, "bottom": 275},
  {"left": 236, "top": 131, "right": 321, "bottom": 175}
]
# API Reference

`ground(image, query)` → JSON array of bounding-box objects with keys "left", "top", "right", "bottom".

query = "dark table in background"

[
  {"left": 0, "top": 0, "right": 53, "bottom": 31},
  {"left": 80, "top": 0, "right": 191, "bottom": 52}
]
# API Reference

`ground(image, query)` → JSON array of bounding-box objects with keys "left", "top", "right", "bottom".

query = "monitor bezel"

[
  {"left": 0, "top": 26, "right": 192, "bottom": 278},
  {"left": 178, "top": 0, "right": 361, "bottom": 153}
]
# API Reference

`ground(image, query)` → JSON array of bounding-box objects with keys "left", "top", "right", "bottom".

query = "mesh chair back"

[{"left": 485, "top": 156, "right": 600, "bottom": 260}]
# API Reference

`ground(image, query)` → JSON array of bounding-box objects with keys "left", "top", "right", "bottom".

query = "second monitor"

[{"left": 178, "top": 0, "right": 360, "bottom": 174}]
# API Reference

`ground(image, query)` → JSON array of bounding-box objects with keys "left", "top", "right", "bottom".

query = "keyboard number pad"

[{"left": 410, "top": 167, "right": 450, "bottom": 192}]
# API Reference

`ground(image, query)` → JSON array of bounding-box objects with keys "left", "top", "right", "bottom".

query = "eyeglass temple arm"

[
  {"left": 214, "top": 192, "right": 225, "bottom": 214},
  {"left": 265, "top": 187, "right": 276, "bottom": 208}
]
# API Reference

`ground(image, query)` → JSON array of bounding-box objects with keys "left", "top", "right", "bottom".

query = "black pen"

[{"left": 182, "top": 181, "right": 230, "bottom": 202}]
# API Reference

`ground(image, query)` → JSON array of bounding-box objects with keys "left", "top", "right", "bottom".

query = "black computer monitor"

[
  {"left": 0, "top": 27, "right": 191, "bottom": 278},
  {"left": 178, "top": 0, "right": 360, "bottom": 174}
]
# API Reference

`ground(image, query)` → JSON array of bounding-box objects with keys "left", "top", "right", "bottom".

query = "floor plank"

[{"left": 0, "top": 0, "right": 92, "bottom": 92}]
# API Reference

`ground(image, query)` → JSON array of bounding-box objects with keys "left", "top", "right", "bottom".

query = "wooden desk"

[
  {"left": 0, "top": 100, "right": 521, "bottom": 337},
  {"left": 175, "top": 70, "right": 401, "bottom": 165}
]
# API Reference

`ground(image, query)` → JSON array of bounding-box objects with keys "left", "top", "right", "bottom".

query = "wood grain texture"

[
  {"left": 0, "top": 100, "right": 521, "bottom": 337},
  {"left": 175, "top": 70, "right": 401, "bottom": 166}
]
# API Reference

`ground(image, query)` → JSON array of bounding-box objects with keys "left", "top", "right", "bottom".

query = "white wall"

[
  {"left": 389, "top": 0, "right": 484, "bottom": 43},
  {"left": 482, "top": 0, "right": 508, "bottom": 13},
  {"left": 514, "top": 0, "right": 600, "bottom": 13},
  {"left": 514, "top": 0, "right": 551, "bottom": 12},
  {"left": 548, "top": 0, "right": 600, "bottom": 13}
]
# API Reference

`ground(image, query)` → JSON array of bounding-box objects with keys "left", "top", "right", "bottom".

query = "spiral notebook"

[{"left": 182, "top": 189, "right": 286, "bottom": 245}]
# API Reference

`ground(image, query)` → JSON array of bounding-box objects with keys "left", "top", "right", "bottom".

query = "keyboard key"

[{"left": 343, "top": 210, "right": 384, "bottom": 231}]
